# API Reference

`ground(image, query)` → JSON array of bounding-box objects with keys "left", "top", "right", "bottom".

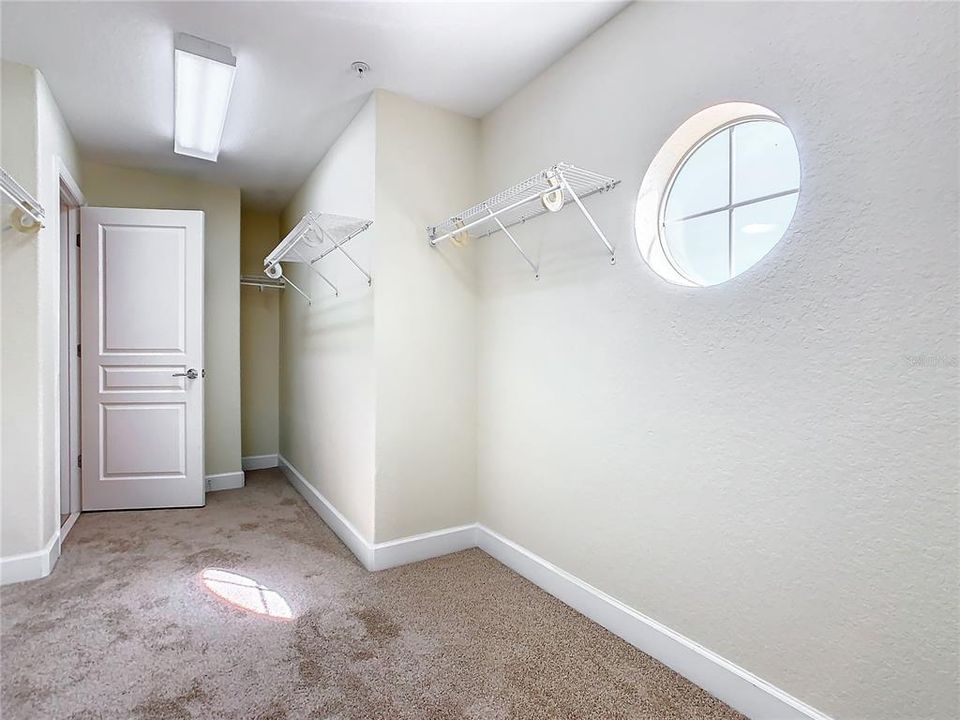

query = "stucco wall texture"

[{"left": 477, "top": 3, "right": 959, "bottom": 719}]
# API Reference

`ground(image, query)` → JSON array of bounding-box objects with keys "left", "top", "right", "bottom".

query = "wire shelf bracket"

[
  {"left": 427, "top": 163, "right": 619, "bottom": 279},
  {"left": 1, "top": 166, "right": 45, "bottom": 232},
  {"left": 263, "top": 211, "right": 373, "bottom": 305}
]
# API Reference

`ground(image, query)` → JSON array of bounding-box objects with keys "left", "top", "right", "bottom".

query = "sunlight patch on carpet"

[{"left": 200, "top": 568, "right": 293, "bottom": 620}]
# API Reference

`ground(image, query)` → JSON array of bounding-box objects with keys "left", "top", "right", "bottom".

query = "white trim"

[
  {"left": 205, "top": 471, "right": 245, "bottom": 492},
  {"left": 242, "top": 454, "right": 278, "bottom": 471},
  {"left": 372, "top": 523, "right": 477, "bottom": 571},
  {"left": 56, "top": 156, "right": 85, "bottom": 207},
  {"left": 1, "top": 531, "right": 60, "bottom": 586},
  {"left": 476, "top": 525, "right": 832, "bottom": 720},
  {"left": 278, "top": 455, "right": 476, "bottom": 572},
  {"left": 275, "top": 454, "right": 829, "bottom": 719},
  {"left": 52, "top": 155, "right": 85, "bottom": 573},
  {"left": 59, "top": 511, "right": 80, "bottom": 545},
  {"left": 278, "top": 455, "right": 374, "bottom": 569}
]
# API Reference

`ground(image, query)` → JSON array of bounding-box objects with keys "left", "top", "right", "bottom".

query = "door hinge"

[
  {"left": 76, "top": 233, "right": 80, "bottom": 248},
  {"left": 77, "top": 343, "right": 81, "bottom": 358},
  {"left": 77, "top": 454, "right": 82, "bottom": 469}
]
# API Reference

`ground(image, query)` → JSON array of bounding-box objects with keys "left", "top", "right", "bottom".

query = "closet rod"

[{"left": 240, "top": 275, "right": 284, "bottom": 291}]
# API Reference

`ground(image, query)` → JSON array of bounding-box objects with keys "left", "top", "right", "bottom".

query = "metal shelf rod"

[
  {"left": 241, "top": 276, "right": 284, "bottom": 292},
  {"left": 430, "top": 188, "right": 544, "bottom": 246},
  {"left": 312, "top": 221, "right": 372, "bottom": 262}
]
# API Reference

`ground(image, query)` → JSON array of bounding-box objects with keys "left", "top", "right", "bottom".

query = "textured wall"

[
  {"left": 477, "top": 3, "right": 958, "bottom": 719},
  {"left": 373, "top": 91, "right": 479, "bottom": 542},
  {"left": 80, "top": 161, "right": 242, "bottom": 478},
  {"left": 279, "top": 95, "right": 377, "bottom": 541},
  {"left": 240, "top": 209, "right": 280, "bottom": 458}
]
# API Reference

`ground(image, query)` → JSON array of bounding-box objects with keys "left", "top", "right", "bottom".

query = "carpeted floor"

[{"left": 1, "top": 469, "right": 744, "bottom": 720}]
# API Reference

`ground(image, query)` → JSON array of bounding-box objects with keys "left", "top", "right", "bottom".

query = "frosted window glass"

[
  {"left": 732, "top": 121, "right": 800, "bottom": 203},
  {"left": 664, "top": 210, "right": 729, "bottom": 286},
  {"left": 664, "top": 129, "right": 729, "bottom": 221},
  {"left": 732, "top": 193, "right": 798, "bottom": 276}
]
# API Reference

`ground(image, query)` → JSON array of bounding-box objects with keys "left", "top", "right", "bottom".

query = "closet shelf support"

[
  {"left": 307, "top": 215, "right": 372, "bottom": 286},
  {"left": 487, "top": 207, "right": 539, "bottom": 279},
  {"left": 284, "top": 275, "right": 312, "bottom": 305},
  {"left": 293, "top": 246, "right": 338, "bottom": 297},
  {"left": 556, "top": 168, "right": 615, "bottom": 264}
]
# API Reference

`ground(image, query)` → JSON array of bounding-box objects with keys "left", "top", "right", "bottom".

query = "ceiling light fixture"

[{"left": 174, "top": 33, "right": 237, "bottom": 162}]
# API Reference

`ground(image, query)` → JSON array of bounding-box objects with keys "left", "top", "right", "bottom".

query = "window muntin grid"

[{"left": 659, "top": 118, "right": 800, "bottom": 286}]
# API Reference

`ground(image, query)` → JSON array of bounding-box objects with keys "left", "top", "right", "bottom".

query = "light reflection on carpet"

[{"left": 200, "top": 568, "right": 293, "bottom": 620}]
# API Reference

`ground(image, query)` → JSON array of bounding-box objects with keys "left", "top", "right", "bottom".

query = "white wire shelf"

[
  {"left": 427, "top": 162, "right": 619, "bottom": 278},
  {"left": 1, "top": 166, "right": 44, "bottom": 231},
  {"left": 263, "top": 211, "right": 373, "bottom": 305}
]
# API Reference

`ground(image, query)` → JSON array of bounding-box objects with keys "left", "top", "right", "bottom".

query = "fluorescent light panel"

[{"left": 174, "top": 33, "right": 236, "bottom": 162}]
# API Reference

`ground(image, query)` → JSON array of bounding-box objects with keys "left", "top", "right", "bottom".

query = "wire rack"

[
  {"left": 263, "top": 211, "right": 373, "bottom": 304},
  {"left": 427, "top": 164, "right": 615, "bottom": 242},
  {"left": 1, "top": 166, "right": 45, "bottom": 231},
  {"left": 265, "top": 212, "right": 371, "bottom": 268},
  {"left": 426, "top": 163, "right": 619, "bottom": 278}
]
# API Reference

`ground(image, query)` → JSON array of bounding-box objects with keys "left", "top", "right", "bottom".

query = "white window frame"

[{"left": 655, "top": 115, "right": 800, "bottom": 286}]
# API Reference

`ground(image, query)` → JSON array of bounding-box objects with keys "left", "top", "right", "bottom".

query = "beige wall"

[
  {"left": 372, "top": 91, "right": 479, "bottom": 542},
  {"left": 0, "top": 60, "right": 36, "bottom": 190},
  {"left": 1, "top": 60, "right": 42, "bottom": 557},
  {"left": 36, "top": 70, "right": 83, "bottom": 544},
  {"left": 80, "top": 161, "right": 242, "bottom": 478},
  {"left": 240, "top": 209, "right": 279, "bottom": 458},
  {"left": 279, "top": 94, "right": 377, "bottom": 541},
  {"left": 277, "top": 91, "right": 480, "bottom": 544},
  {"left": 1, "top": 61, "right": 83, "bottom": 559},
  {"left": 476, "top": 3, "right": 958, "bottom": 719}
]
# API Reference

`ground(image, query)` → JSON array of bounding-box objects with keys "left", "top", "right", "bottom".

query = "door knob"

[{"left": 172, "top": 368, "right": 199, "bottom": 380}]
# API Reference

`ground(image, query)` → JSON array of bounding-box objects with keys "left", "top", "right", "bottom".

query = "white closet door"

[{"left": 80, "top": 207, "right": 205, "bottom": 510}]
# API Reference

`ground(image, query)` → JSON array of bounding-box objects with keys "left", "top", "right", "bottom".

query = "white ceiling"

[{"left": 0, "top": 1, "right": 626, "bottom": 210}]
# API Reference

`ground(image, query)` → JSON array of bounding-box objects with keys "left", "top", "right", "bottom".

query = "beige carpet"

[{"left": 1, "top": 469, "right": 744, "bottom": 720}]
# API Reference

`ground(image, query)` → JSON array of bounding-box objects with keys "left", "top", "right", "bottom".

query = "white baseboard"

[
  {"left": 242, "top": 454, "right": 279, "bottom": 471},
  {"left": 278, "top": 455, "right": 374, "bottom": 569},
  {"left": 372, "top": 523, "right": 477, "bottom": 571},
  {"left": 1, "top": 530, "right": 60, "bottom": 586},
  {"left": 206, "top": 471, "right": 245, "bottom": 492},
  {"left": 476, "top": 525, "right": 832, "bottom": 720},
  {"left": 278, "top": 455, "right": 478, "bottom": 572},
  {"left": 276, "top": 454, "right": 829, "bottom": 720}
]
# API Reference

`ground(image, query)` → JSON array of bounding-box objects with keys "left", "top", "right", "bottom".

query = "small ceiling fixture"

[
  {"left": 174, "top": 33, "right": 237, "bottom": 162},
  {"left": 351, "top": 61, "right": 370, "bottom": 78}
]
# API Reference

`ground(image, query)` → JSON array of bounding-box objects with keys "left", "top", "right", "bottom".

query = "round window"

[{"left": 636, "top": 104, "right": 801, "bottom": 287}]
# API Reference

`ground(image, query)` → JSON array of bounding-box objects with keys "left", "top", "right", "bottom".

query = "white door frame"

[{"left": 54, "top": 156, "right": 85, "bottom": 543}]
